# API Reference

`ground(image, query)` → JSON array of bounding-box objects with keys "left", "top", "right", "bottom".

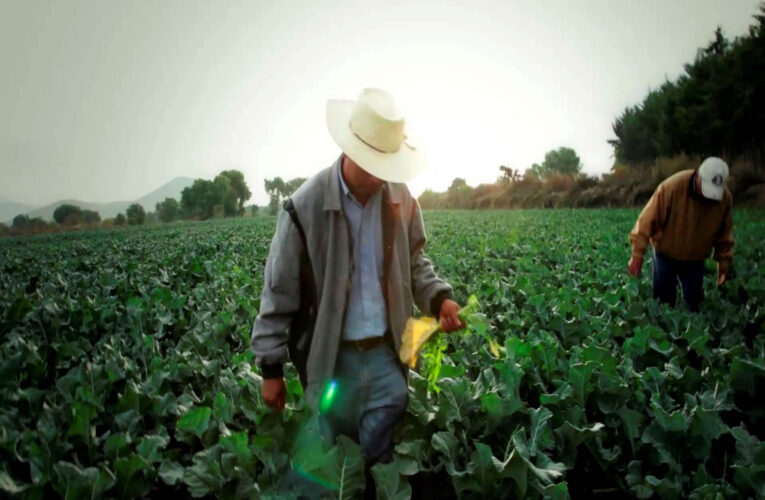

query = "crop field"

[{"left": 1, "top": 209, "right": 764, "bottom": 499}]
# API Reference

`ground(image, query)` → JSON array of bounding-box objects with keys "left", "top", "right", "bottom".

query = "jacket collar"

[
  {"left": 323, "top": 155, "right": 403, "bottom": 211},
  {"left": 323, "top": 156, "right": 344, "bottom": 212}
]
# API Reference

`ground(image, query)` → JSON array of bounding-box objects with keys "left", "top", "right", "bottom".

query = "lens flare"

[{"left": 319, "top": 380, "right": 337, "bottom": 414}]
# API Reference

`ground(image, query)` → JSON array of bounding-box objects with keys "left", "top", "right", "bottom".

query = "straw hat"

[{"left": 326, "top": 88, "right": 425, "bottom": 183}]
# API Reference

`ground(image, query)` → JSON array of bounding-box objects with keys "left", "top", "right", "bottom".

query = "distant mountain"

[
  {"left": 22, "top": 200, "right": 130, "bottom": 223},
  {"left": 3, "top": 177, "right": 196, "bottom": 224},
  {"left": 0, "top": 200, "right": 39, "bottom": 224},
  {"left": 134, "top": 176, "right": 195, "bottom": 212}
]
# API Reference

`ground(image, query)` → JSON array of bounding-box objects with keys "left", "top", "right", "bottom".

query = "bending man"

[{"left": 628, "top": 157, "right": 734, "bottom": 311}]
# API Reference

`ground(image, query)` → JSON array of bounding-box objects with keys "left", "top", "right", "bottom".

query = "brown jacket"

[{"left": 629, "top": 169, "right": 734, "bottom": 263}]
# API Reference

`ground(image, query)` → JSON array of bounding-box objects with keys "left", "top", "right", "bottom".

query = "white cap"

[{"left": 697, "top": 157, "right": 729, "bottom": 201}]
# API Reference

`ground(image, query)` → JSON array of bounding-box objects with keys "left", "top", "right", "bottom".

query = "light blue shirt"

[{"left": 338, "top": 166, "right": 389, "bottom": 340}]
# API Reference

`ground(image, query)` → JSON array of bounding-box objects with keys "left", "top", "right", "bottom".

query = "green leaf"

[
  {"left": 569, "top": 361, "right": 598, "bottom": 406},
  {"left": 650, "top": 401, "right": 688, "bottom": 433},
  {"left": 481, "top": 391, "right": 522, "bottom": 425},
  {"left": 432, "top": 432, "right": 460, "bottom": 471},
  {"left": 220, "top": 431, "right": 252, "bottom": 467},
  {"left": 183, "top": 450, "right": 224, "bottom": 498},
  {"left": 214, "top": 392, "right": 233, "bottom": 423},
  {"left": 619, "top": 408, "right": 645, "bottom": 446},
  {"left": 435, "top": 378, "right": 477, "bottom": 428},
  {"left": 511, "top": 428, "right": 565, "bottom": 485},
  {"left": 136, "top": 432, "right": 169, "bottom": 463},
  {"left": 332, "top": 436, "right": 366, "bottom": 500},
  {"left": 528, "top": 407, "right": 554, "bottom": 456},
  {"left": 114, "top": 453, "right": 151, "bottom": 497},
  {"left": 67, "top": 400, "right": 96, "bottom": 438},
  {"left": 372, "top": 459, "right": 412, "bottom": 500},
  {"left": 53, "top": 461, "right": 116, "bottom": 500},
  {"left": 0, "top": 469, "right": 23, "bottom": 494},
  {"left": 104, "top": 432, "right": 132, "bottom": 459},
  {"left": 177, "top": 406, "right": 212, "bottom": 438},
  {"left": 729, "top": 357, "right": 765, "bottom": 396},
  {"left": 395, "top": 439, "right": 429, "bottom": 465},
  {"left": 158, "top": 460, "right": 184, "bottom": 486},
  {"left": 542, "top": 481, "right": 570, "bottom": 500}
]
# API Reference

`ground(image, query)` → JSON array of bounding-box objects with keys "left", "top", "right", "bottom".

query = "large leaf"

[
  {"left": 214, "top": 391, "right": 234, "bottom": 424},
  {"left": 183, "top": 449, "right": 224, "bottom": 498},
  {"left": 158, "top": 460, "right": 184, "bottom": 486},
  {"left": 511, "top": 428, "right": 565, "bottom": 486},
  {"left": 177, "top": 406, "right": 212, "bottom": 438},
  {"left": 54, "top": 461, "right": 116, "bottom": 500},
  {"left": 0, "top": 469, "right": 24, "bottom": 495},
  {"left": 528, "top": 407, "right": 554, "bottom": 456},
  {"left": 729, "top": 357, "right": 765, "bottom": 396},
  {"left": 372, "top": 459, "right": 412, "bottom": 500},
  {"left": 114, "top": 453, "right": 151, "bottom": 497},
  {"left": 136, "top": 428, "right": 170, "bottom": 463}
]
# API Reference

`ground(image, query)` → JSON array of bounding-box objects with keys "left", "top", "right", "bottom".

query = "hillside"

[
  {"left": 3, "top": 177, "right": 195, "bottom": 223},
  {"left": 0, "top": 199, "right": 38, "bottom": 223}
]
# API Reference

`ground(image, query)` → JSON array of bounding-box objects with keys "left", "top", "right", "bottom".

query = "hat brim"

[
  {"left": 700, "top": 177, "right": 724, "bottom": 201},
  {"left": 326, "top": 99, "right": 425, "bottom": 183}
]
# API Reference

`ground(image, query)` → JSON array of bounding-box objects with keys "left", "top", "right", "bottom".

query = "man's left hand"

[
  {"left": 717, "top": 261, "right": 730, "bottom": 287},
  {"left": 439, "top": 299, "right": 464, "bottom": 333}
]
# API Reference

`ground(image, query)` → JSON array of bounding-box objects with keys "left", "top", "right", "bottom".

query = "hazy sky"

[{"left": 1, "top": 0, "right": 761, "bottom": 206}]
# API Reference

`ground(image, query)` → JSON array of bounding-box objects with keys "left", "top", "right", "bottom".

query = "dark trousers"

[{"left": 652, "top": 250, "right": 705, "bottom": 311}]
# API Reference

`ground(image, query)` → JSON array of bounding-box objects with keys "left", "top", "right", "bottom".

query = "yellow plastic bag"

[{"left": 399, "top": 316, "right": 441, "bottom": 368}]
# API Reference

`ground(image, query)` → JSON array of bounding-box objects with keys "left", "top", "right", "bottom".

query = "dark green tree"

[
  {"left": 27, "top": 218, "right": 48, "bottom": 232},
  {"left": 609, "top": 6, "right": 765, "bottom": 165},
  {"left": 264, "top": 177, "right": 286, "bottom": 215},
  {"left": 286, "top": 177, "right": 307, "bottom": 195},
  {"left": 181, "top": 179, "right": 214, "bottom": 219},
  {"left": 446, "top": 178, "right": 473, "bottom": 208},
  {"left": 11, "top": 214, "right": 29, "bottom": 230},
  {"left": 156, "top": 197, "right": 180, "bottom": 222},
  {"left": 145, "top": 212, "right": 159, "bottom": 224},
  {"left": 53, "top": 204, "right": 83, "bottom": 225},
  {"left": 82, "top": 210, "right": 101, "bottom": 225},
  {"left": 115, "top": 213, "right": 126, "bottom": 226},
  {"left": 126, "top": 203, "right": 146, "bottom": 226},
  {"left": 264, "top": 177, "right": 307, "bottom": 215},
  {"left": 217, "top": 170, "right": 252, "bottom": 215},
  {"left": 529, "top": 147, "right": 582, "bottom": 178}
]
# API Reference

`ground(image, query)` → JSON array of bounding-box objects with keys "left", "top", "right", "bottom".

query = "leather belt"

[{"left": 341, "top": 332, "right": 389, "bottom": 351}]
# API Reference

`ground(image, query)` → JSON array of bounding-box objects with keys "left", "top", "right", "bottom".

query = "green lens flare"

[{"left": 319, "top": 380, "right": 337, "bottom": 414}]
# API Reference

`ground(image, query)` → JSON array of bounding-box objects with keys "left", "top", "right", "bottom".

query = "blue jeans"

[
  {"left": 318, "top": 341, "right": 408, "bottom": 464},
  {"left": 652, "top": 250, "right": 705, "bottom": 311}
]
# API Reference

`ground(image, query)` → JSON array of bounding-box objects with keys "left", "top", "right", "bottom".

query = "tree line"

[
  {"left": 609, "top": 5, "right": 765, "bottom": 165},
  {"left": 1, "top": 169, "right": 257, "bottom": 237},
  {"left": 420, "top": 6, "right": 765, "bottom": 210}
]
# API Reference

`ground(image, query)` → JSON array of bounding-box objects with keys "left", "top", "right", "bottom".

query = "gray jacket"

[{"left": 250, "top": 158, "right": 452, "bottom": 395}]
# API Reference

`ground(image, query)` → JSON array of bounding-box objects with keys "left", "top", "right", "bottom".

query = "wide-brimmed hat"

[
  {"left": 326, "top": 88, "right": 425, "bottom": 183},
  {"left": 698, "top": 157, "right": 729, "bottom": 201}
]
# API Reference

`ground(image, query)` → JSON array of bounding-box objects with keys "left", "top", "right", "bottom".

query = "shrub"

[
  {"left": 53, "top": 204, "right": 83, "bottom": 226},
  {"left": 126, "top": 204, "right": 146, "bottom": 226}
]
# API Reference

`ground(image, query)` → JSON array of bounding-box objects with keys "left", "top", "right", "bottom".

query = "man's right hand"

[
  {"left": 263, "top": 378, "right": 286, "bottom": 411},
  {"left": 628, "top": 255, "right": 643, "bottom": 277}
]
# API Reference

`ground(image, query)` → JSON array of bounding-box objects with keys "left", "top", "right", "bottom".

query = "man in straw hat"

[
  {"left": 251, "top": 88, "right": 462, "bottom": 490},
  {"left": 627, "top": 157, "right": 734, "bottom": 311}
]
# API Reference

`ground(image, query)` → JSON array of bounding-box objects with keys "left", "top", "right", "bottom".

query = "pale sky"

[{"left": 1, "top": 0, "right": 761, "bottom": 206}]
